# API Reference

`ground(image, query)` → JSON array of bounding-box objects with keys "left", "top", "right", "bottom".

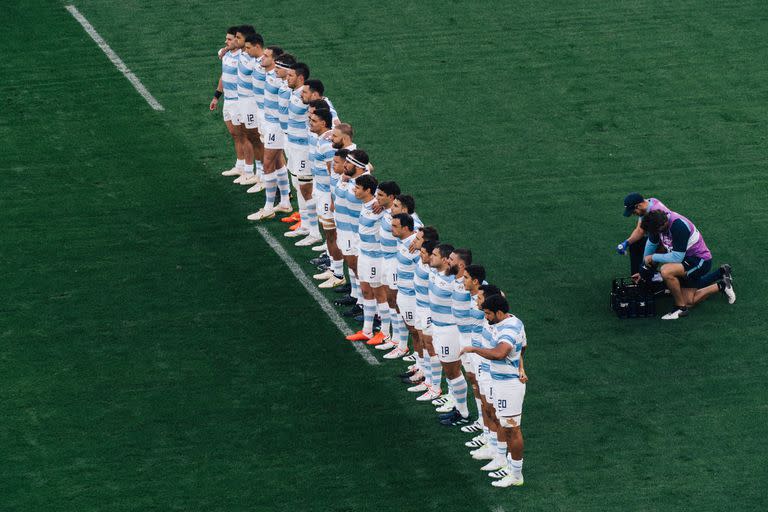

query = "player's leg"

[
  {"left": 274, "top": 151, "right": 291, "bottom": 211},
  {"left": 659, "top": 263, "right": 689, "bottom": 319},
  {"left": 296, "top": 181, "right": 322, "bottom": 246},
  {"left": 437, "top": 327, "right": 470, "bottom": 425},
  {"left": 222, "top": 118, "right": 245, "bottom": 175},
  {"left": 491, "top": 381, "right": 525, "bottom": 487}
]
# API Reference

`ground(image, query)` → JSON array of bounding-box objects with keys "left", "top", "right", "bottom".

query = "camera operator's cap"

[{"left": 623, "top": 192, "right": 644, "bottom": 217}]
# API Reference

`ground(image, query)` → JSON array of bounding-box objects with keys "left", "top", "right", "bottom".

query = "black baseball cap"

[{"left": 623, "top": 193, "right": 644, "bottom": 217}]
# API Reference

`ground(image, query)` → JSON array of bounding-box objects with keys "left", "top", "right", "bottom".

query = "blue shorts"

[{"left": 681, "top": 256, "right": 712, "bottom": 288}]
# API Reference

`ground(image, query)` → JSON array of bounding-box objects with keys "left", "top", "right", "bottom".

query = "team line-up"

[{"left": 208, "top": 24, "right": 528, "bottom": 488}]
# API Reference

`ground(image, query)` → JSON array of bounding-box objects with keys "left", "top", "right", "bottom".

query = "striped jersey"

[
  {"left": 429, "top": 271, "right": 456, "bottom": 327},
  {"left": 286, "top": 87, "right": 309, "bottom": 147},
  {"left": 263, "top": 69, "right": 282, "bottom": 125},
  {"left": 414, "top": 261, "right": 432, "bottom": 309},
  {"left": 468, "top": 294, "right": 486, "bottom": 349},
  {"left": 489, "top": 316, "right": 527, "bottom": 381},
  {"left": 396, "top": 233, "right": 420, "bottom": 296},
  {"left": 379, "top": 209, "right": 397, "bottom": 260},
  {"left": 252, "top": 56, "right": 266, "bottom": 109},
  {"left": 278, "top": 81, "right": 291, "bottom": 132},
  {"left": 478, "top": 320, "right": 493, "bottom": 373},
  {"left": 312, "top": 130, "right": 335, "bottom": 193},
  {"left": 236, "top": 52, "right": 255, "bottom": 99},
  {"left": 335, "top": 173, "right": 366, "bottom": 235},
  {"left": 357, "top": 199, "right": 383, "bottom": 258},
  {"left": 323, "top": 96, "right": 340, "bottom": 124},
  {"left": 221, "top": 49, "right": 240, "bottom": 101},
  {"left": 452, "top": 278, "right": 473, "bottom": 338}
]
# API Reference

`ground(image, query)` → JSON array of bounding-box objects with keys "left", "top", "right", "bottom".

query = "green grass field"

[{"left": 2, "top": 1, "right": 767, "bottom": 510}]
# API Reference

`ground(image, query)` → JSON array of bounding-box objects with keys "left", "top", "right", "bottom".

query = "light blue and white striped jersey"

[
  {"left": 236, "top": 52, "right": 255, "bottom": 99},
  {"left": 312, "top": 130, "right": 335, "bottom": 193},
  {"left": 469, "top": 294, "right": 486, "bottom": 349},
  {"left": 221, "top": 49, "right": 240, "bottom": 101},
  {"left": 490, "top": 315, "right": 527, "bottom": 381},
  {"left": 414, "top": 261, "right": 432, "bottom": 309},
  {"left": 335, "top": 174, "right": 366, "bottom": 234},
  {"left": 323, "top": 96, "right": 340, "bottom": 124},
  {"left": 286, "top": 88, "right": 309, "bottom": 147},
  {"left": 358, "top": 199, "right": 383, "bottom": 258},
  {"left": 396, "top": 233, "right": 420, "bottom": 296},
  {"left": 452, "top": 278, "right": 473, "bottom": 337},
  {"left": 263, "top": 69, "right": 282, "bottom": 125},
  {"left": 412, "top": 212, "right": 424, "bottom": 230},
  {"left": 278, "top": 82, "right": 291, "bottom": 132},
  {"left": 429, "top": 271, "right": 456, "bottom": 327},
  {"left": 252, "top": 56, "right": 266, "bottom": 109},
  {"left": 478, "top": 320, "right": 493, "bottom": 373},
  {"left": 379, "top": 209, "right": 398, "bottom": 260}
]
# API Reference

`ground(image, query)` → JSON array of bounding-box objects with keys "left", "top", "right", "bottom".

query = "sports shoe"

[
  {"left": 335, "top": 296, "right": 357, "bottom": 307},
  {"left": 461, "top": 420, "right": 483, "bottom": 434},
  {"left": 465, "top": 435, "right": 486, "bottom": 449},
  {"left": 310, "top": 254, "right": 330, "bottom": 266},
  {"left": 399, "top": 369, "right": 417, "bottom": 379},
  {"left": 341, "top": 303, "right": 362, "bottom": 316},
  {"left": 313, "top": 269, "right": 334, "bottom": 281},
  {"left": 416, "top": 389, "right": 441, "bottom": 401},
  {"left": 233, "top": 174, "right": 249, "bottom": 184},
  {"left": 402, "top": 353, "right": 416, "bottom": 362},
  {"left": 295, "top": 235, "right": 323, "bottom": 247},
  {"left": 319, "top": 275, "right": 346, "bottom": 289},
  {"left": 345, "top": 330, "right": 372, "bottom": 342},
  {"left": 662, "top": 307, "right": 689, "bottom": 320},
  {"left": 402, "top": 374, "right": 424, "bottom": 385},
  {"left": 375, "top": 340, "right": 396, "bottom": 351},
  {"left": 281, "top": 211, "right": 301, "bottom": 223},
  {"left": 247, "top": 208, "right": 275, "bottom": 221},
  {"left": 720, "top": 264, "right": 735, "bottom": 304},
  {"left": 334, "top": 283, "right": 352, "bottom": 294},
  {"left": 470, "top": 444, "right": 495, "bottom": 460},
  {"left": 365, "top": 332, "right": 387, "bottom": 346},
  {"left": 407, "top": 382, "right": 428, "bottom": 393},
  {"left": 488, "top": 468, "right": 510, "bottom": 479},
  {"left": 241, "top": 174, "right": 260, "bottom": 185},
  {"left": 491, "top": 474, "right": 524, "bottom": 488},
  {"left": 383, "top": 346, "right": 409, "bottom": 359},
  {"left": 273, "top": 204, "right": 292, "bottom": 214},
  {"left": 284, "top": 228, "right": 309, "bottom": 238},
  {"left": 435, "top": 396, "right": 456, "bottom": 413},
  {"left": 480, "top": 458, "right": 507, "bottom": 472},
  {"left": 246, "top": 182, "right": 264, "bottom": 193},
  {"left": 222, "top": 166, "right": 241, "bottom": 176},
  {"left": 288, "top": 221, "right": 303, "bottom": 231},
  {"left": 432, "top": 395, "right": 450, "bottom": 407},
  {"left": 438, "top": 408, "right": 459, "bottom": 420},
  {"left": 311, "top": 243, "right": 328, "bottom": 252},
  {"left": 440, "top": 409, "right": 469, "bottom": 427}
]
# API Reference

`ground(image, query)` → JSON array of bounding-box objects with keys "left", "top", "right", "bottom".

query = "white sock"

[
  {"left": 275, "top": 166, "right": 290, "bottom": 207},
  {"left": 496, "top": 440, "right": 507, "bottom": 462},
  {"left": 263, "top": 173, "right": 277, "bottom": 209},
  {"left": 475, "top": 399, "right": 484, "bottom": 426},
  {"left": 236, "top": 158, "right": 245, "bottom": 170},
  {"left": 448, "top": 375, "right": 469, "bottom": 417},
  {"left": 509, "top": 458, "right": 523, "bottom": 478},
  {"left": 377, "top": 301, "right": 391, "bottom": 339},
  {"left": 331, "top": 258, "right": 344, "bottom": 279},
  {"left": 430, "top": 356, "right": 442, "bottom": 391},
  {"left": 362, "top": 298, "right": 376, "bottom": 335}
]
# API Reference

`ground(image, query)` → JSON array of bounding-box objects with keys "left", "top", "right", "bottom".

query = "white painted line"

[
  {"left": 255, "top": 226, "right": 379, "bottom": 366},
  {"left": 65, "top": 5, "right": 165, "bottom": 112}
]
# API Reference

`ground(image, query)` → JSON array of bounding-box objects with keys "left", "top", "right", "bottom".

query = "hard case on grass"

[{"left": 610, "top": 277, "right": 664, "bottom": 318}]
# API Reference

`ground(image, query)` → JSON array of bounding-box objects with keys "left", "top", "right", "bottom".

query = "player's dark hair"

[
  {"left": 267, "top": 45, "right": 284, "bottom": 58},
  {"left": 305, "top": 79, "right": 325, "bottom": 95},
  {"left": 418, "top": 225, "right": 439, "bottom": 242},
  {"left": 335, "top": 148, "right": 350, "bottom": 159},
  {"left": 244, "top": 33, "right": 264, "bottom": 46},
  {"left": 276, "top": 53, "right": 296, "bottom": 67},
  {"left": 392, "top": 213, "right": 414, "bottom": 232},
  {"left": 349, "top": 149, "right": 369, "bottom": 166},
  {"left": 641, "top": 210, "right": 668, "bottom": 234},
  {"left": 466, "top": 264, "right": 486, "bottom": 283},
  {"left": 227, "top": 26, "right": 239, "bottom": 36},
  {"left": 238, "top": 24, "right": 256, "bottom": 35},
  {"left": 355, "top": 174, "right": 378, "bottom": 195},
  {"left": 396, "top": 194, "right": 415, "bottom": 213},
  {"left": 292, "top": 62, "right": 310, "bottom": 80},
  {"left": 479, "top": 284, "right": 502, "bottom": 299},
  {"left": 312, "top": 108, "right": 332, "bottom": 130},
  {"left": 377, "top": 181, "right": 400, "bottom": 197},
  {"left": 309, "top": 99, "right": 330, "bottom": 111},
  {"left": 482, "top": 293, "right": 509, "bottom": 313},
  {"left": 436, "top": 243, "right": 454, "bottom": 259},
  {"left": 453, "top": 248, "right": 472, "bottom": 266},
  {"left": 422, "top": 239, "right": 439, "bottom": 254}
]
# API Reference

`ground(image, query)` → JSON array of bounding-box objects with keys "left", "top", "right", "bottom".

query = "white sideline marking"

[
  {"left": 65, "top": 5, "right": 165, "bottom": 111},
  {"left": 256, "top": 226, "right": 379, "bottom": 366}
]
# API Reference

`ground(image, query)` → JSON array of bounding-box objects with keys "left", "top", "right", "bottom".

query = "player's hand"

[
  {"left": 217, "top": 47, "right": 227, "bottom": 59},
  {"left": 644, "top": 255, "right": 654, "bottom": 266},
  {"left": 631, "top": 273, "right": 641, "bottom": 284},
  {"left": 209, "top": 98, "right": 218, "bottom": 111},
  {"left": 372, "top": 201, "right": 384, "bottom": 214},
  {"left": 616, "top": 240, "right": 629, "bottom": 255},
  {"left": 519, "top": 370, "right": 528, "bottom": 384},
  {"left": 459, "top": 346, "right": 472, "bottom": 355}
]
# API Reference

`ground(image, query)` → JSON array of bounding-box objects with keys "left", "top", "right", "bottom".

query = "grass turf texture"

[{"left": 1, "top": 0, "right": 767, "bottom": 510}]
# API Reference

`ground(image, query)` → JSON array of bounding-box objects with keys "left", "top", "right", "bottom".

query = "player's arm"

[
  {"left": 462, "top": 340, "right": 512, "bottom": 361},
  {"left": 210, "top": 77, "right": 223, "bottom": 111},
  {"left": 649, "top": 220, "right": 688, "bottom": 265},
  {"left": 518, "top": 346, "right": 528, "bottom": 383},
  {"left": 618, "top": 218, "right": 645, "bottom": 255}
]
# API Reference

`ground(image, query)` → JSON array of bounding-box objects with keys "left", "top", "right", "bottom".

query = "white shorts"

[
  {"left": 240, "top": 98, "right": 259, "bottom": 130},
  {"left": 432, "top": 324, "right": 461, "bottom": 363},
  {"left": 396, "top": 293, "right": 417, "bottom": 326},
  {"left": 415, "top": 305, "right": 432, "bottom": 335},
  {"left": 491, "top": 379, "right": 526, "bottom": 425},
  {"left": 357, "top": 253, "right": 383, "bottom": 285},
  {"left": 286, "top": 145, "right": 311, "bottom": 179},
  {"left": 262, "top": 122, "right": 285, "bottom": 149},
  {"left": 223, "top": 98, "right": 239, "bottom": 123},
  {"left": 338, "top": 230, "right": 359, "bottom": 256},
  {"left": 315, "top": 190, "right": 333, "bottom": 220},
  {"left": 381, "top": 257, "right": 398, "bottom": 290},
  {"left": 477, "top": 364, "right": 491, "bottom": 397},
  {"left": 256, "top": 107, "right": 266, "bottom": 132}
]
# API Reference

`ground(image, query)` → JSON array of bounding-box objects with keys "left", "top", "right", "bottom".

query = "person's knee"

[{"left": 660, "top": 265, "right": 678, "bottom": 279}]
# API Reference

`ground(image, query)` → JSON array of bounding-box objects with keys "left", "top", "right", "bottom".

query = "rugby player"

[
  {"left": 210, "top": 27, "right": 245, "bottom": 177},
  {"left": 235, "top": 32, "right": 266, "bottom": 187},
  {"left": 301, "top": 79, "right": 340, "bottom": 126},
  {"left": 230, "top": 26, "right": 258, "bottom": 185}
]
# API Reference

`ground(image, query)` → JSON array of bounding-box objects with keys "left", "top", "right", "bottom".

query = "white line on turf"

[
  {"left": 64, "top": 5, "right": 165, "bottom": 112},
  {"left": 255, "top": 226, "right": 379, "bottom": 366}
]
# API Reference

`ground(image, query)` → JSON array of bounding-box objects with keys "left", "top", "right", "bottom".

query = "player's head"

[
  {"left": 333, "top": 149, "right": 349, "bottom": 174},
  {"left": 623, "top": 192, "right": 650, "bottom": 217},
  {"left": 354, "top": 174, "right": 378, "bottom": 201},
  {"left": 375, "top": 181, "right": 401, "bottom": 208},
  {"left": 448, "top": 248, "right": 472, "bottom": 276},
  {"left": 392, "top": 194, "right": 415, "bottom": 215},
  {"left": 416, "top": 225, "right": 439, "bottom": 244},
  {"left": 640, "top": 209, "right": 668, "bottom": 234},
  {"left": 332, "top": 123, "right": 354, "bottom": 149},
  {"left": 391, "top": 213, "right": 414, "bottom": 239},
  {"left": 344, "top": 150, "right": 369, "bottom": 177},
  {"left": 420, "top": 238, "right": 438, "bottom": 264},
  {"left": 225, "top": 26, "right": 238, "bottom": 48},
  {"left": 274, "top": 53, "right": 296, "bottom": 78},
  {"left": 478, "top": 284, "right": 502, "bottom": 308},
  {"left": 463, "top": 264, "right": 486, "bottom": 293},
  {"left": 482, "top": 293, "right": 510, "bottom": 324},
  {"left": 430, "top": 243, "right": 454, "bottom": 270},
  {"left": 261, "top": 45, "right": 283, "bottom": 69},
  {"left": 307, "top": 99, "right": 329, "bottom": 114},
  {"left": 287, "top": 62, "right": 310, "bottom": 89},
  {"left": 235, "top": 24, "right": 255, "bottom": 47},
  {"left": 302, "top": 79, "right": 325, "bottom": 103},
  {"left": 309, "top": 108, "right": 332, "bottom": 135},
  {"left": 244, "top": 33, "right": 264, "bottom": 57}
]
